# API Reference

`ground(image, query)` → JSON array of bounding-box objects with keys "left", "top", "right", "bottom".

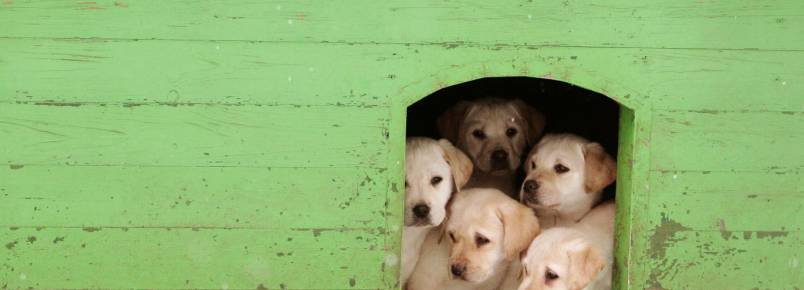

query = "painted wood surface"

[{"left": 2, "top": 1, "right": 803, "bottom": 289}]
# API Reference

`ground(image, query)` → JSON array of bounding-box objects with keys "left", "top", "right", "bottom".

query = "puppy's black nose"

[
  {"left": 523, "top": 180, "right": 539, "bottom": 194},
  {"left": 451, "top": 264, "right": 466, "bottom": 277},
  {"left": 412, "top": 204, "right": 430, "bottom": 219},
  {"left": 491, "top": 150, "right": 508, "bottom": 161}
]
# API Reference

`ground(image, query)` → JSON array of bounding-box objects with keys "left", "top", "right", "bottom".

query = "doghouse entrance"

[{"left": 401, "top": 76, "right": 636, "bottom": 289}]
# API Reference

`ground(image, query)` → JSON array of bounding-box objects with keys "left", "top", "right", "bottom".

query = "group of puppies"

[{"left": 402, "top": 98, "right": 617, "bottom": 290}]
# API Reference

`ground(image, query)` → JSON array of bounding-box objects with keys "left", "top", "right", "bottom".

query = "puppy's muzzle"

[
  {"left": 521, "top": 179, "right": 540, "bottom": 204},
  {"left": 450, "top": 263, "right": 467, "bottom": 279},
  {"left": 490, "top": 149, "right": 509, "bottom": 170},
  {"left": 412, "top": 203, "right": 430, "bottom": 220}
]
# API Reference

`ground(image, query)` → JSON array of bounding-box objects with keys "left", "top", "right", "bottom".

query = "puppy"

[
  {"left": 515, "top": 201, "right": 615, "bottom": 290},
  {"left": 438, "top": 98, "right": 545, "bottom": 197},
  {"left": 519, "top": 134, "right": 616, "bottom": 227},
  {"left": 407, "top": 188, "right": 540, "bottom": 290},
  {"left": 402, "top": 137, "right": 473, "bottom": 284}
]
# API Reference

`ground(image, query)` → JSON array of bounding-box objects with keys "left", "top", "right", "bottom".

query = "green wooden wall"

[{"left": 1, "top": 1, "right": 802, "bottom": 289}]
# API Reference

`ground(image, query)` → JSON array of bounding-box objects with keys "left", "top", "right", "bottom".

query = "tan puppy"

[
  {"left": 519, "top": 134, "right": 616, "bottom": 227},
  {"left": 407, "top": 188, "right": 540, "bottom": 290},
  {"left": 438, "top": 98, "right": 545, "bottom": 197},
  {"left": 515, "top": 202, "right": 615, "bottom": 290},
  {"left": 402, "top": 137, "right": 473, "bottom": 285}
]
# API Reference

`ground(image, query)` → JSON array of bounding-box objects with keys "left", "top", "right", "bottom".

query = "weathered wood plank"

[
  {"left": 649, "top": 170, "right": 803, "bottom": 231},
  {"left": 0, "top": 39, "right": 393, "bottom": 107},
  {"left": 642, "top": 230, "right": 802, "bottom": 289},
  {"left": 0, "top": 166, "right": 386, "bottom": 229},
  {"left": 651, "top": 170, "right": 803, "bottom": 196},
  {"left": 1, "top": 0, "right": 802, "bottom": 50},
  {"left": 0, "top": 104, "right": 387, "bottom": 168},
  {"left": 2, "top": 39, "right": 803, "bottom": 111},
  {"left": 648, "top": 190, "right": 803, "bottom": 232},
  {"left": 650, "top": 110, "right": 804, "bottom": 171},
  {"left": 1, "top": 228, "right": 385, "bottom": 289}
]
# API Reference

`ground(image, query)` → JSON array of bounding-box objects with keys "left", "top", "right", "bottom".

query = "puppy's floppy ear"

[
  {"left": 438, "top": 139, "right": 473, "bottom": 192},
  {"left": 566, "top": 239, "right": 605, "bottom": 290},
  {"left": 497, "top": 200, "right": 541, "bottom": 259},
  {"left": 583, "top": 142, "right": 617, "bottom": 193},
  {"left": 437, "top": 101, "right": 471, "bottom": 144},
  {"left": 510, "top": 99, "right": 546, "bottom": 146}
]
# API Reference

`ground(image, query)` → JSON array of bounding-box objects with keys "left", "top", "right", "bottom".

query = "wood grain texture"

[
  {"left": 1, "top": 0, "right": 803, "bottom": 51},
  {"left": 650, "top": 110, "right": 804, "bottom": 171},
  {"left": 0, "top": 167, "right": 387, "bottom": 228},
  {"left": 2, "top": 39, "right": 803, "bottom": 111},
  {"left": 0, "top": 104, "right": 388, "bottom": 168},
  {"left": 1, "top": 228, "right": 384, "bottom": 289}
]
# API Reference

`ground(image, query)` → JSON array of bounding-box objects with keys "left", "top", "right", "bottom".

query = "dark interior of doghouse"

[{"left": 406, "top": 77, "right": 620, "bottom": 199}]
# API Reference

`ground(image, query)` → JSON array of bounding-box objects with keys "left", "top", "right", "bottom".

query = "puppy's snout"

[
  {"left": 412, "top": 204, "right": 430, "bottom": 219},
  {"left": 450, "top": 263, "right": 466, "bottom": 278},
  {"left": 523, "top": 179, "right": 540, "bottom": 194},
  {"left": 491, "top": 149, "right": 508, "bottom": 161}
]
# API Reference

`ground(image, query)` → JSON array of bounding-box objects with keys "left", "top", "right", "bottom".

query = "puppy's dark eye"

[
  {"left": 475, "top": 234, "right": 490, "bottom": 247},
  {"left": 431, "top": 176, "right": 443, "bottom": 186},
  {"left": 530, "top": 160, "right": 536, "bottom": 170},
  {"left": 545, "top": 268, "right": 559, "bottom": 281},
  {"left": 472, "top": 129, "right": 486, "bottom": 140},
  {"left": 506, "top": 128, "right": 517, "bottom": 137},
  {"left": 554, "top": 164, "right": 569, "bottom": 174},
  {"left": 448, "top": 232, "right": 456, "bottom": 242}
]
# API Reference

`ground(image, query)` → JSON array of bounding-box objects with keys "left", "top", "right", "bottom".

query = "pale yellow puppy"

[
  {"left": 519, "top": 134, "right": 616, "bottom": 227},
  {"left": 514, "top": 202, "right": 615, "bottom": 290},
  {"left": 407, "top": 188, "right": 540, "bottom": 290},
  {"left": 402, "top": 137, "right": 473, "bottom": 285},
  {"left": 438, "top": 98, "right": 545, "bottom": 197}
]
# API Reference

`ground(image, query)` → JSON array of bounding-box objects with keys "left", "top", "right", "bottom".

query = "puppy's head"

[
  {"left": 519, "top": 134, "right": 616, "bottom": 219},
  {"left": 405, "top": 137, "right": 473, "bottom": 227},
  {"left": 517, "top": 228, "right": 605, "bottom": 290},
  {"left": 438, "top": 98, "right": 545, "bottom": 175},
  {"left": 444, "top": 188, "right": 540, "bottom": 283}
]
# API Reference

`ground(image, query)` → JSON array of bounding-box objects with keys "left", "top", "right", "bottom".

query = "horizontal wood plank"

[
  {"left": 642, "top": 230, "right": 802, "bottom": 289},
  {"left": 650, "top": 110, "right": 804, "bottom": 171},
  {"left": 2, "top": 39, "right": 803, "bottom": 111},
  {"left": 0, "top": 104, "right": 388, "bottom": 167},
  {"left": 647, "top": 190, "right": 803, "bottom": 232},
  {"left": 1, "top": 227, "right": 386, "bottom": 289},
  {"left": 1, "top": 0, "right": 802, "bottom": 50},
  {"left": 0, "top": 166, "right": 387, "bottom": 229}
]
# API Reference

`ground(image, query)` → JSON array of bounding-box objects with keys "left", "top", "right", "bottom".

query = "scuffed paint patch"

[
  {"left": 649, "top": 215, "right": 691, "bottom": 259},
  {"left": 718, "top": 219, "right": 731, "bottom": 240},
  {"left": 756, "top": 231, "right": 788, "bottom": 239},
  {"left": 647, "top": 215, "right": 691, "bottom": 289}
]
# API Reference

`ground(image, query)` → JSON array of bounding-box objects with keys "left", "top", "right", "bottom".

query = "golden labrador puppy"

[
  {"left": 438, "top": 98, "right": 545, "bottom": 197},
  {"left": 519, "top": 134, "right": 616, "bottom": 227},
  {"left": 513, "top": 201, "right": 615, "bottom": 290},
  {"left": 402, "top": 137, "right": 473, "bottom": 284},
  {"left": 407, "top": 188, "right": 540, "bottom": 290}
]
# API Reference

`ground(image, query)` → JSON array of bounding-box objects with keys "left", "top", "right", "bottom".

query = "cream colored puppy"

[
  {"left": 438, "top": 98, "right": 545, "bottom": 197},
  {"left": 515, "top": 201, "right": 615, "bottom": 290},
  {"left": 407, "top": 188, "right": 540, "bottom": 290},
  {"left": 402, "top": 137, "right": 473, "bottom": 285},
  {"left": 519, "top": 134, "right": 616, "bottom": 227}
]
